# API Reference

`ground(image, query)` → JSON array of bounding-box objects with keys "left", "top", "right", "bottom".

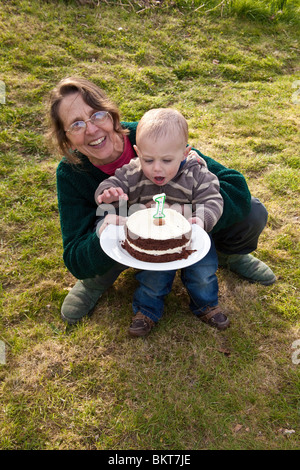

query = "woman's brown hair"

[{"left": 47, "top": 77, "right": 127, "bottom": 163}]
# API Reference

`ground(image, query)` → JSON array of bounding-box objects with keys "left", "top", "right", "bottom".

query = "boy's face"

[{"left": 134, "top": 135, "right": 190, "bottom": 186}]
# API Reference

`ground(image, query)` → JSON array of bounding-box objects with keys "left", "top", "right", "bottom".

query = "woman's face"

[{"left": 59, "top": 92, "right": 124, "bottom": 165}]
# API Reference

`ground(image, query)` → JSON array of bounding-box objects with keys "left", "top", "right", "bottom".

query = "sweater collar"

[{"left": 91, "top": 135, "right": 136, "bottom": 175}]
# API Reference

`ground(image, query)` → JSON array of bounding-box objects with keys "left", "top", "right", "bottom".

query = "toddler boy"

[{"left": 95, "top": 108, "right": 228, "bottom": 336}]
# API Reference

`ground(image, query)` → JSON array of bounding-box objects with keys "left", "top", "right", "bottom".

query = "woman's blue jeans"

[{"left": 132, "top": 236, "right": 219, "bottom": 323}]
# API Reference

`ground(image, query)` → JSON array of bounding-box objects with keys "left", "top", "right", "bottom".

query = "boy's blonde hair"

[{"left": 136, "top": 108, "right": 188, "bottom": 146}]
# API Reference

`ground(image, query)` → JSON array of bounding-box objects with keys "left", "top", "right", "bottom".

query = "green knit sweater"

[{"left": 56, "top": 122, "right": 251, "bottom": 279}]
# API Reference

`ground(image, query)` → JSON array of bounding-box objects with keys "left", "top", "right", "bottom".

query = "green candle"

[{"left": 153, "top": 193, "right": 166, "bottom": 219}]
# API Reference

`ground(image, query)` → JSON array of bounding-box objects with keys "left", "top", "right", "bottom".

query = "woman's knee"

[{"left": 247, "top": 197, "right": 268, "bottom": 233}]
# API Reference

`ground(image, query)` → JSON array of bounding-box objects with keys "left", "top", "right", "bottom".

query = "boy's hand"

[
  {"left": 97, "top": 187, "right": 128, "bottom": 204},
  {"left": 188, "top": 216, "right": 204, "bottom": 229}
]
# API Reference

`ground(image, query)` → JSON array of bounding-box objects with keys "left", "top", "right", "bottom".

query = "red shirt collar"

[{"left": 92, "top": 135, "right": 136, "bottom": 175}]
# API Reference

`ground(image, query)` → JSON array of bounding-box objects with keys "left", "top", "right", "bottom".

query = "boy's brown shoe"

[
  {"left": 198, "top": 305, "right": 230, "bottom": 331},
  {"left": 129, "top": 312, "right": 155, "bottom": 337}
]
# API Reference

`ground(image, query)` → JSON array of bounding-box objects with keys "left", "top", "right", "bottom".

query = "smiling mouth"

[{"left": 89, "top": 136, "right": 106, "bottom": 146}]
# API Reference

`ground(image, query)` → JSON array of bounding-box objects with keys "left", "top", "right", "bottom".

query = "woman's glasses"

[{"left": 66, "top": 111, "right": 109, "bottom": 134}]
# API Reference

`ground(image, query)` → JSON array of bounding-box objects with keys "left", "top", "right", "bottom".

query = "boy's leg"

[
  {"left": 130, "top": 270, "right": 177, "bottom": 336},
  {"left": 61, "top": 262, "right": 127, "bottom": 324},
  {"left": 181, "top": 239, "right": 229, "bottom": 330},
  {"left": 213, "top": 197, "right": 276, "bottom": 285}
]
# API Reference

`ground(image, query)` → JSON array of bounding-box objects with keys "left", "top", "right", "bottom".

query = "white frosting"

[
  {"left": 126, "top": 208, "right": 191, "bottom": 241},
  {"left": 125, "top": 238, "right": 191, "bottom": 256}
]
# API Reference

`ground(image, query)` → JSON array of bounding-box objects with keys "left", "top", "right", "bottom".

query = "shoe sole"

[
  {"left": 61, "top": 307, "right": 95, "bottom": 325},
  {"left": 198, "top": 315, "right": 230, "bottom": 331},
  {"left": 215, "top": 319, "right": 230, "bottom": 331},
  {"left": 128, "top": 327, "right": 153, "bottom": 337},
  {"left": 128, "top": 331, "right": 149, "bottom": 337},
  {"left": 241, "top": 275, "right": 277, "bottom": 286},
  {"left": 220, "top": 266, "right": 277, "bottom": 286}
]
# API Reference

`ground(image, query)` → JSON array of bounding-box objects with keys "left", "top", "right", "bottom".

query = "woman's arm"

[{"left": 56, "top": 162, "right": 116, "bottom": 280}]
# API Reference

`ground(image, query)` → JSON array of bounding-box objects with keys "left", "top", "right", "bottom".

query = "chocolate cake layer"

[
  {"left": 125, "top": 227, "right": 192, "bottom": 251},
  {"left": 122, "top": 240, "right": 195, "bottom": 263}
]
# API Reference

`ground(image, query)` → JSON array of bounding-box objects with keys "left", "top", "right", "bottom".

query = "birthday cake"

[{"left": 122, "top": 207, "right": 194, "bottom": 263}]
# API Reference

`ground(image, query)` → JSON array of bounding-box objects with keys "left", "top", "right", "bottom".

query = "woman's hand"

[
  {"left": 188, "top": 149, "right": 199, "bottom": 159},
  {"left": 98, "top": 214, "right": 127, "bottom": 236},
  {"left": 97, "top": 187, "right": 128, "bottom": 204}
]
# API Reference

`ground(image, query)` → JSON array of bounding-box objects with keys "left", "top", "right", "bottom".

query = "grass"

[{"left": 0, "top": 0, "right": 299, "bottom": 450}]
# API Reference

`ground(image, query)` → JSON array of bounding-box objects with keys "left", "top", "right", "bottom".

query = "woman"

[{"left": 48, "top": 77, "right": 276, "bottom": 326}]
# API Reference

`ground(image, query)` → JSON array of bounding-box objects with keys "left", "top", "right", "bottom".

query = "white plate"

[{"left": 100, "top": 224, "right": 211, "bottom": 271}]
